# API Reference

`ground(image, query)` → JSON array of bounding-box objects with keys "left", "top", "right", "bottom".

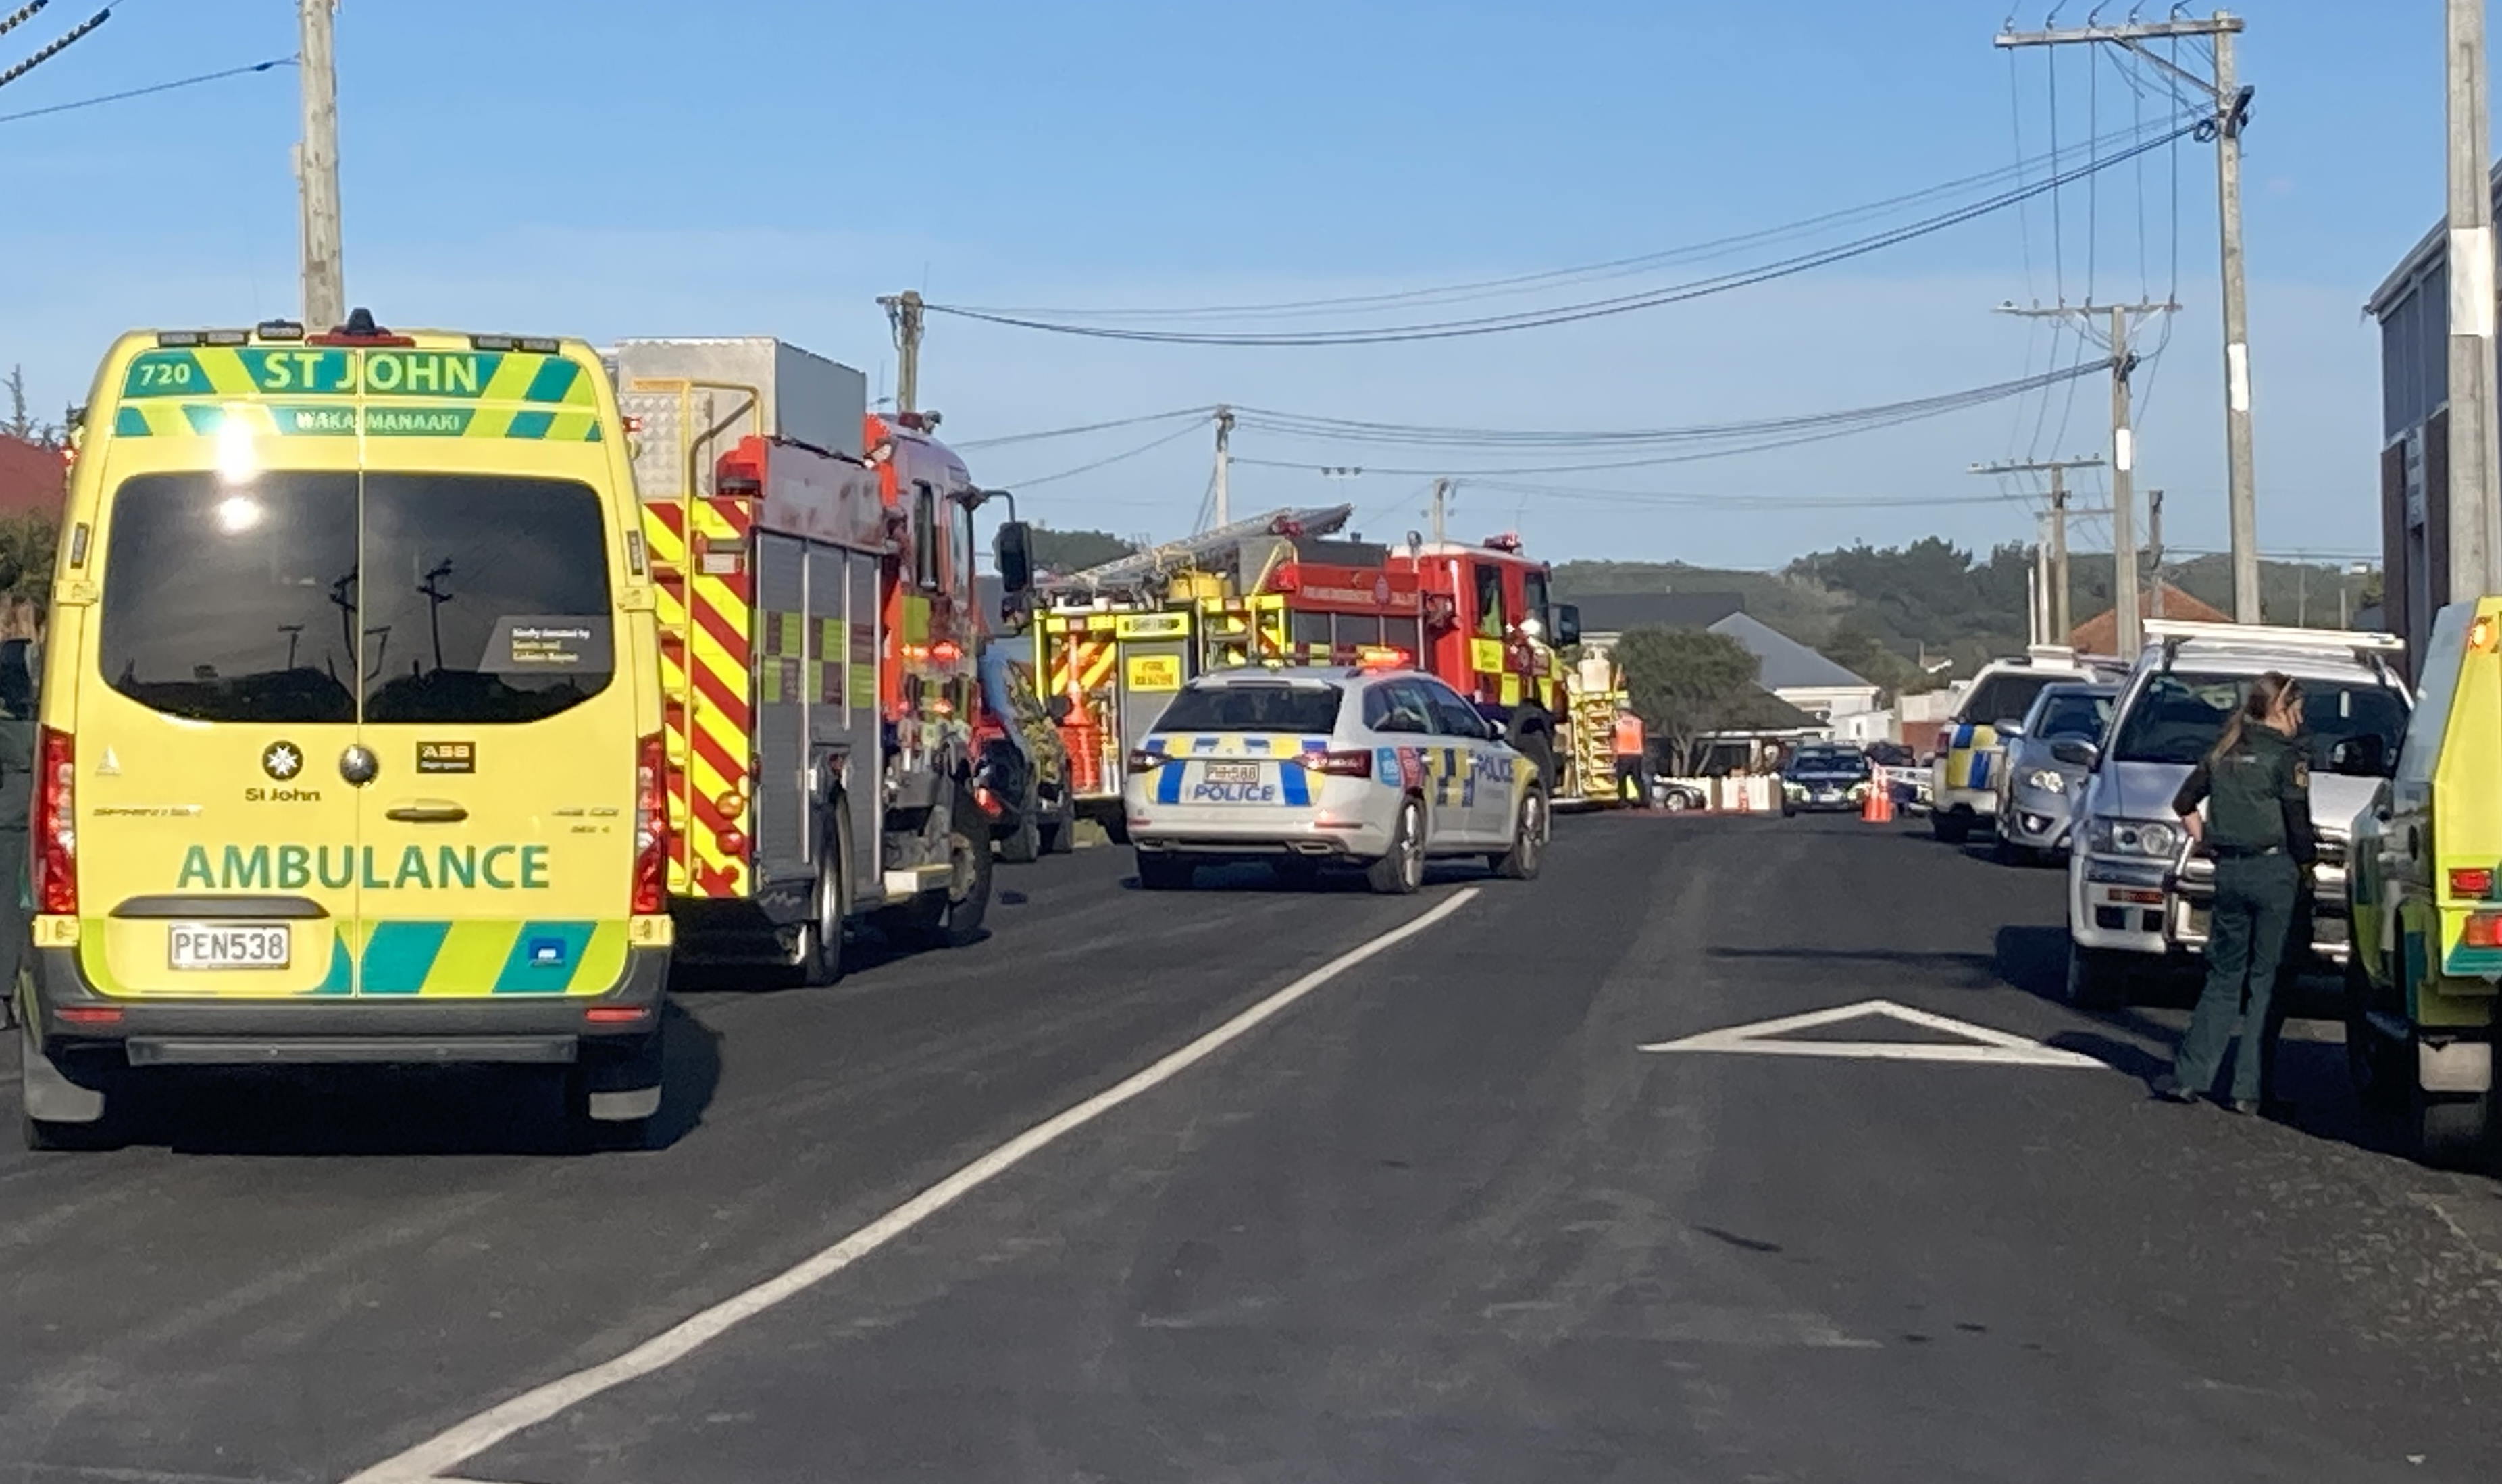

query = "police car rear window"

[
  {"left": 1958, "top": 673, "right": 2064, "bottom": 729},
  {"left": 1154, "top": 684, "right": 1342, "bottom": 733},
  {"left": 99, "top": 471, "right": 611, "bottom": 726}
]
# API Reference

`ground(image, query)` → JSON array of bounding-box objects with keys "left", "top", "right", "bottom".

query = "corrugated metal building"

[{"left": 2366, "top": 162, "right": 2502, "bottom": 673}]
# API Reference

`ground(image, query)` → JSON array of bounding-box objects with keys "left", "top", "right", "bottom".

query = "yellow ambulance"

[{"left": 16, "top": 311, "right": 671, "bottom": 1150}]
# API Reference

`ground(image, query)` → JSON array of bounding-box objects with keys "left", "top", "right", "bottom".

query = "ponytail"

[{"left": 2207, "top": 671, "right": 2296, "bottom": 767}]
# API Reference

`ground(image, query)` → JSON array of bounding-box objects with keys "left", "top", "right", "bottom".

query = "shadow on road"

[
  {"left": 1120, "top": 860, "right": 1491, "bottom": 894},
  {"left": 95, "top": 1002, "right": 725, "bottom": 1158}
]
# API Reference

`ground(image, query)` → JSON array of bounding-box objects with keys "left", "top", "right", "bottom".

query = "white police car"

[{"left": 1125, "top": 666, "right": 1546, "bottom": 893}]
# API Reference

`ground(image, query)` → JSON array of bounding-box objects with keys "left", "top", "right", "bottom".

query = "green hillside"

[{"left": 1558, "top": 540, "right": 2381, "bottom": 693}]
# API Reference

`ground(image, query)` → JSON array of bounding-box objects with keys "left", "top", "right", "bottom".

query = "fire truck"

[
  {"left": 611, "top": 338, "right": 1006, "bottom": 981},
  {"left": 1029, "top": 507, "right": 1622, "bottom": 835}
]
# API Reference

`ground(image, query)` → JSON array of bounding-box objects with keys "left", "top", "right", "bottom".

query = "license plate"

[
  {"left": 1204, "top": 762, "right": 1261, "bottom": 784},
  {"left": 168, "top": 923, "right": 290, "bottom": 971}
]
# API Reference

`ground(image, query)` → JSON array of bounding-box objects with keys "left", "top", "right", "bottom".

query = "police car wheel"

[
  {"left": 1492, "top": 789, "right": 1548, "bottom": 881},
  {"left": 1366, "top": 800, "right": 1425, "bottom": 895},
  {"left": 1137, "top": 851, "right": 1194, "bottom": 891}
]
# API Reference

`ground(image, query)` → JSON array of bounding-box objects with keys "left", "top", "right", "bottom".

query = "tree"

[
  {"left": 0, "top": 512, "right": 57, "bottom": 596},
  {"left": 1613, "top": 625, "right": 1761, "bottom": 773},
  {"left": 4, "top": 365, "right": 61, "bottom": 446},
  {"left": 1028, "top": 525, "right": 1134, "bottom": 573}
]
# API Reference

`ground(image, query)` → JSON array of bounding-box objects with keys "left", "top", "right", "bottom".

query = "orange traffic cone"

[{"left": 1860, "top": 786, "right": 1882, "bottom": 823}]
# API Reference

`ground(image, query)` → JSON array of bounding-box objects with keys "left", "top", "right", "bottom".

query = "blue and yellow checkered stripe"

[
  {"left": 78, "top": 918, "right": 626, "bottom": 997},
  {"left": 1943, "top": 722, "right": 2000, "bottom": 792},
  {"left": 1145, "top": 734, "right": 1329, "bottom": 805},
  {"left": 109, "top": 347, "right": 603, "bottom": 441}
]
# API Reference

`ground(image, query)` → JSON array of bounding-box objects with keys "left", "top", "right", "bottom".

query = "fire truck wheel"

[
  {"left": 920, "top": 782, "right": 995, "bottom": 948},
  {"left": 1366, "top": 799, "right": 1425, "bottom": 895},
  {"left": 999, "top": 807, "right": 1043, "bottom": 865},
  {"left": 1491, "top": 788, "right": 1548, "bottom": 881},
  {"left": 798, "top": 809, "right": 849, "bottom": 987},
  {"left": 1512, "top": 724, "right": 1556, "bottom": 795}
]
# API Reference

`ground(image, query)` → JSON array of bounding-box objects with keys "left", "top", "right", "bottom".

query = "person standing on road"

[
  {"left": 1612, "top": 707, "right": 1650, "bottom": 808},
  {"left": 0, "top": 625, "right": 34, "bottom": 1032},
  {"left": 2154, "top": 672, "right": 2314, "bottom": 1114}
]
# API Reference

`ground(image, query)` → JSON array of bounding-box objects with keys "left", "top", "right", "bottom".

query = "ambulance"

[{"left": 17, "top": 312, "right": 671, "bottom": 1150}]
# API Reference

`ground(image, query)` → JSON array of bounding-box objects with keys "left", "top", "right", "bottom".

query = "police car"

[{"left": 1125, "top": 667, "right": 1546, "bottom": 893}]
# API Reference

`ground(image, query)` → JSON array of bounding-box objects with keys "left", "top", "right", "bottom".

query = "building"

[
  {"left": 1706, "top": 611, "right": 1883, "bottom": 739},
  {"left": 0, "top": 435, "right": 63, "bottom": 517},
  {"left": 1570, "top": 590, "right": 1883, "bottom": 743},
  {"left": 2367, "top": 171, "right": 2500, "bottom": 674},
  {"left": 1567, "top": 591, "right": 1747, "bottom": 642},
  {"left": 2066, "top": 583, "right": 2229, "bottom": 655}
]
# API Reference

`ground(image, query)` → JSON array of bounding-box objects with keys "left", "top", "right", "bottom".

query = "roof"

[
  {"left": 2067, "top": 583, "right": 2230, "bottom": 653},
  {"left": 1706, "top": 611, "right": 1870, "bottom": 690},
  {"left": 2368, "top": 158, "right": 2502, "bottom": 317},
  {"left": 0, "top": 436, "right": 62, "bottom": 517},
  {"left": 1571, "top": 591, "right": 1745, "bottom": 634}
]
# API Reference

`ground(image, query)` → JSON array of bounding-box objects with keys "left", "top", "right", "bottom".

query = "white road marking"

[
  {"left": 1639, "top": 998, "right": 2108, "bottom": 1069},
  {"left": 342, "top": 887, "right": 1483, "bottom": 1484}
]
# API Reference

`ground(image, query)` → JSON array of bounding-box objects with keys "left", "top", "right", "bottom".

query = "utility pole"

[
  {"left": 1995, "top": 302, "right": 2169, "bottom": 654},
  {"left": 296, "top": 0, "right": 346, "bottom": 332},
  {"left": 878, "top": 290, "right": 927, "bottom": 414},
  {"left": 1429, "top": 477, "right": 1451, "bottom": 545},
  {"left": 2450, "top": 0, "right": 2501, "bottom": 601},
  {"left": 2110, "top": 305, "right": 2143, "bottom": 655},
  {"left": 1972, "top": 455, "right": 2105, "bottom": 643},
  {"left": 1211, "top": 406, "right": 1234, "bottom": 528},
  {"left": 1997, "top": 11, "right": 2260, "bottom": 621},
  {"left": 2147, "top": 490, "right": 2166, "bottom": 619}
]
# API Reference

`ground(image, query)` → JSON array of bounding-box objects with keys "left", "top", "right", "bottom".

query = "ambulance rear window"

[
  {"left": 1154, "top": 682, "right": 1342, "bottom": 734},
  {"left": 97, "top": 471, "right": 611, "bottom": 726},
  {"left": 99, "top": 472, "right": 361, "bottom": 723},
  {"left": 359, "top": 474, "right": 613, "bottom": 724}
]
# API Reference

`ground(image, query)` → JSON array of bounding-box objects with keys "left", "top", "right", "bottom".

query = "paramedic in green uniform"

[{"left": 2154, "top": 671, "right": 2314, "bottom": 1113}]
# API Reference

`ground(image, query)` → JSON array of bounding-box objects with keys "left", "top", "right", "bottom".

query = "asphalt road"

[{"left": 7, "top": 814, "right": 2502, "bottom": 1483}]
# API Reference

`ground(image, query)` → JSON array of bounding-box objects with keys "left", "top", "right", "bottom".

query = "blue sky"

[{"left": 0, "top": 1, "right": 2465, "bottom": 571}]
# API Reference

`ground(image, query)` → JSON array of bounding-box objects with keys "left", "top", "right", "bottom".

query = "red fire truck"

[
  {"left": 1031, "top": 507, "right": 1612, "bottom": 835},
  {"left": 612, "top": 339, "right": 1006, "bottom": 980}
]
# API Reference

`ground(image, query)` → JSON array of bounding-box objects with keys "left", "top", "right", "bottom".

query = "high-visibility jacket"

[{"left": 1613, "top": 713, "right": 1646, "bottom": 754}]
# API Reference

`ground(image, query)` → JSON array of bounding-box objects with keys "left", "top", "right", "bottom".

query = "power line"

[
  {"left": 948, "top": 113, "right": 2195, "bottom": 327},
  {"left": 994, "top": 417, "right": 1208, "bottom": 488},
  {"left": 923, "top": 116, "right": 2201, "bottom": 348},
  {"left": 952, "top": 405, "right": 1212, "bottom": 451},
  {"left": 0, "top": 3, "right": 105, "bottom": 92},
  {"left": 0, "top": 53, "right": 292, "bottom": 124},
  {"left": 1234, "top": 360, "right": 2114, "bottom": 477}
]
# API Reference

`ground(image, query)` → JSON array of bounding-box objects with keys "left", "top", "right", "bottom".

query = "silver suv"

[{"left": 2062, "top": 621, "right": 2409, "bottom": 1007}]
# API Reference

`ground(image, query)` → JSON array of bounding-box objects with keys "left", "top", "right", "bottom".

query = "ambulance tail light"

[
  {"left": 34, "top": 726, "right": 74, "bottom": 915},
  {"left": 2465, "top": 911, "right": 2502, "bottom": 950},
  {"left": 1299, "top": 749, "right": 1372, "bottom": 778},
  {"left": 630, "top": 731, "right": 669, "bottom": 915},
  {"left": 2451, "top": 867, "right": 2495, "bottom": 900},
  {"left": 1127, "top": 749, "right": 1165, "bottom": 775}
]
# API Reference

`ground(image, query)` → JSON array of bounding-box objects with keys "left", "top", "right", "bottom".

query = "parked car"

[
  {"left": 1651, "top": 778, "right": 1706, "bottom": 811},
  {"left": 1929, "top": 646, "right": 2118, "bottom": 843},
  {"left": 2064, "top": 621, "right": 2409, "bottom": 1008},
  {"left": 1992, "top": 681, "right": 2118, "bottom": 863},
  {"left": 1781, "top": 744, "right": 1872, "bottom": 816}
]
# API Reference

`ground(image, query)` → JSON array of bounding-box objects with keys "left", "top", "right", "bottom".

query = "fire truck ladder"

[{"left": 1053, "top": 505, "right": 1357, "bottom": 595}]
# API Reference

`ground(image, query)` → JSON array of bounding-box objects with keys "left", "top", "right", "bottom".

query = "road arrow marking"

[{"left": 1639, "top": 998, "right": 2107, "bottom": 1069}]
